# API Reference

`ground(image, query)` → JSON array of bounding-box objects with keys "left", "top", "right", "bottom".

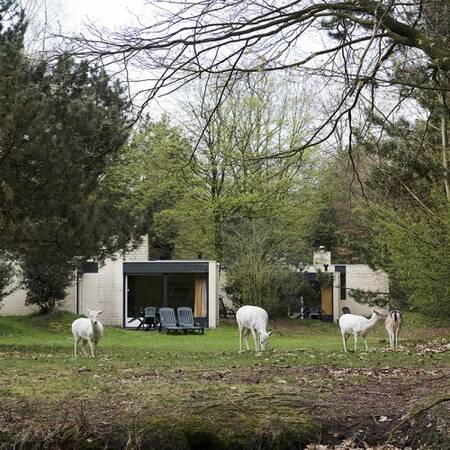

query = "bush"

[
  {"left": 20, "top": 252, "right": 73, "bottom": 313},
  {"left": 223, "top": 219, "right": 319, "bottom": 317}
]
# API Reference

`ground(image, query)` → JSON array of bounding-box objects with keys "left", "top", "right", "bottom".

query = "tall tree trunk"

[
  {"left": 213, "top": 210, "right": 223, "bottom": 262},
  {"left": 441, "top": 109, "right": 450, "bottom": 202}
]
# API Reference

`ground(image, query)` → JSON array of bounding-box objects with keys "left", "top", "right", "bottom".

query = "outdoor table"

[{"left": 128, "top": 314, "right": 145, "bottom": 330}]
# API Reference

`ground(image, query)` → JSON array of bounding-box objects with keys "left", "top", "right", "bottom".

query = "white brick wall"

[
  {"left": 125, "top": 236, "right": 148, "bottom": 261},
  {"left": 78, "top": 258, "right": 123, "bottom": 326},
  {"left": 0, "top": 287, "right": 39, "bottom": 315},
  {"left": 0, "top": 281, "right": 77, "bottom": 316},
  {"left": 208, "top": 261, "right": 219, "bottom": 328},
  {"left": 336, "top": 265, "right": 389, "bottom": 318}
]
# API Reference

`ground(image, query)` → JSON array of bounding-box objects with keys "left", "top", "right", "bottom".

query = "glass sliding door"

[
  {"left": 125, "top": 272, "right": 209, "bottom": 327},
  {"left": 167, "top": 273, "right": 207, "bottom": 318},
  {"left": 167, "top": 274, "right": 195, "bottom": 310},
  {"left": 126, "top": 275, "right": 163, "bottom": 327}
]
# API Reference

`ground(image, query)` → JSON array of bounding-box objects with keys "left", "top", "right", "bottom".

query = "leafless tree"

[{"left": 61, "top": 1, "right": 450, "bottom": 165}]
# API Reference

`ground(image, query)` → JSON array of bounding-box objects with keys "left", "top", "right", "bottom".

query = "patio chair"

[
  {"left": 143, "top": 306, "right": 158, "bottom": 330},
  {"left": 308, "top": 305, "right": 325, "bottom": 320},
  {"left": 158, "top": 307, "right": 184, "bottom": 333},
  {"left": 177, "top": 307, "right": 205, "bottom": 334},
  {"left": 342, "top": 306, "right": 352, "bottom": 315},
  {"left": 310, "top": 306, "right": 333, "bottom": 322}
]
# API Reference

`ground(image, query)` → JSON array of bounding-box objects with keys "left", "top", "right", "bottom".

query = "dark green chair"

[
  {"left": 177, "top": 307, "right": 205, "bottom": 334},
  {"left": 158, "top": 307, "right": 184, "bottom": 333},
  {"left": 143, "top": 306, "right": 157, "bottom": 330}
]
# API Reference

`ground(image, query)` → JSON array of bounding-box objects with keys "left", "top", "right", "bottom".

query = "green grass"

[
  {"left": 0, "top": 312, "right": 448, "bottom": 397},
  {"left": 0, "top": 312, "right": 449, "bottom": 449}
]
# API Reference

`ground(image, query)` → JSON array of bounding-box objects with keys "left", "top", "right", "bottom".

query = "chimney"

[{"left": 313, "top": 246, "right": 331, "bottom": 267}]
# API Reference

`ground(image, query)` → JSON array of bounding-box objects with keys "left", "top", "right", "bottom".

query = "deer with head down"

[{"left": 236, "top": 305, "right": 272, "bottom": 353}]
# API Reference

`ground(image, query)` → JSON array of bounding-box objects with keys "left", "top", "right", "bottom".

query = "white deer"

[
  {"left": 236, "top": 305, "right": 271, "bottom": 353},
  {"left": 385, "top": 309, "right": 402, "bottom": 348},
  {"left": 72, "top": 309, "right": 104, "bottom": 357},
  {"left": 339, "top": 308, "right": 386, "bottom": 352}
]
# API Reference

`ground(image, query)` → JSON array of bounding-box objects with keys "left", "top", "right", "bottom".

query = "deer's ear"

[
  {"left": 86, "top": 308, "right": 91, "bottom": 314},
  {"left": 268, "top": 330, "right": 273, "bottom": 336},
  {"left": 98, "top": 311, "right": 103, "bottom": 315},
  {"left": 374, "top": 307, "right": 386, "bottom": 317}
]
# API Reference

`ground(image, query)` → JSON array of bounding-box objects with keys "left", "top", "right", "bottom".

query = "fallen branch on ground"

[{"left": 382, "top": 396, "right": 450, "bottom": 448}]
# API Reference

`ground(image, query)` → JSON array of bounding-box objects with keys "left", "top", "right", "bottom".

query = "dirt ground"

[
  {"left": 188, "top": 365, "right": 450, "bottom": 449},
  {"left": 1, "top": 316, "right": 448, "bottom": 449},
  {"left": 1, "top": 364, "right": 448, "bottom": 449}
]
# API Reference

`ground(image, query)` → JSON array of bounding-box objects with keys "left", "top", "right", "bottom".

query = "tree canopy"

[
  {"left": 0, "top": 0, "right": 147, "bottom": 310},
  {"left": 1, "top": 0, "right": 449, "bottom": 316}
]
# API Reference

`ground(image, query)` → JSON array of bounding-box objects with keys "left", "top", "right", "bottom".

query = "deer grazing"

[{"left": 236, "top": 305, "right": 271, "bottom": 353}]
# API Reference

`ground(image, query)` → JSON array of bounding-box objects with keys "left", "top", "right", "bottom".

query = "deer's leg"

[
  {"left": 244, "top": 328, "right": 250, "bottom": 351},
  {"left": 88, "top": 339, "right": 95, "bottom": 357},
  {"left": 364, "top": 336, "right": 369, "bottom": 351},
  {"left": 239, "top": 326, "right": 243, "bottom": 353},
  {"left": 342, "top": 332, "right": 348, "bottom": 352},
  {"left": 251, "top": 328, "right": 259, "bottom": 352},
  {"left": 80, "top": 339, "right": 89, "bottom": 356},
  {"left": 354, "top": 333, "right": 358, "bottom": 352}
]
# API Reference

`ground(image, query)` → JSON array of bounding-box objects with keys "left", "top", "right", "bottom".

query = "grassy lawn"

[{"left": 0, "top": 312, "right": 449, "bottom": 449}]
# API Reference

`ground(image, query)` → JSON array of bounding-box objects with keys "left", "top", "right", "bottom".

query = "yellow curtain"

[
  {"left": 194, "top": 277, "right": 203, "bottom": 317},
  {"left": 201, "top": 278, "right": 207, "bottom": 317},
  {"left": 321, "top": 287, "right": 333, "bottom": 315},
  {"left": 194, "top": 276, "right": 207, "bottom": 317}
]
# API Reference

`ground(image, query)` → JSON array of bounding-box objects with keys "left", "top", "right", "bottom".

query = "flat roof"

[
  {"left": 123, "top": 260, "right": 213, "bottom": 274},
  {"left": 125, "top": 260, "right": 216, "bottom": 263}
]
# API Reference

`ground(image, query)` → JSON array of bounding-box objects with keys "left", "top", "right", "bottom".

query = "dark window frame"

[{"left": 335, "top": 265, "right": 347, "bottom": 300}]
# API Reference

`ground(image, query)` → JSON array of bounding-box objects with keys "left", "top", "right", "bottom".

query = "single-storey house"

[
  {"left": 0, "top": 236, "right": 220, "bottom": 328},
  {"left": 305, "top": 247, "right": 389, "bottom": 322}
]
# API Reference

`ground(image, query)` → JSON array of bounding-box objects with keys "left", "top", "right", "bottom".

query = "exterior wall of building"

[
  {"left": 307, "top": 262, "right": 389, "bottom": 322},
  {"left": 332, "top": 271, "right": 341, "bottom": 322},
  {"left": 0, "top": 237, "right": 143, "bottom": 319},
  {"left": 79, "top": 258, "right": 219, "bottom": 328},
  {"left": 208, "top": 261, "right": 219, "bottom": 328},
  {"left": 0, "top": 231, "right": 220, "bottom": 328},
  {"left": 0, "top": 287, "right": 39, "bottom": 315},
  {"left": 64, "top": 284, "right": 77, "bottom": 314},
  {"left": 78, "top": 258, "right": 124, "bottom": 326},
  {"left": 0, "top": 282, "right": 77, "bottom": 316},
  {"left": 124, "top": 236, "right": 148, "bottom": 261},
  {"left": 339, "top": 265, "right": 389, "bottom": 318}
]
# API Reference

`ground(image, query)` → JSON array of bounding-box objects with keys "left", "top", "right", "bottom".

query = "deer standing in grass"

[
  {"left": 339, "top": 308, "right": 386, "bottom": 352},
  {"left": 72, "top": 309, "right": 104, "bottom": 357},
  {"left": 236, "top": 305, "right": 271, "bottom": 353},
  {"left": 385, "top": 309, "right": 402, "bottom": 348}
]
